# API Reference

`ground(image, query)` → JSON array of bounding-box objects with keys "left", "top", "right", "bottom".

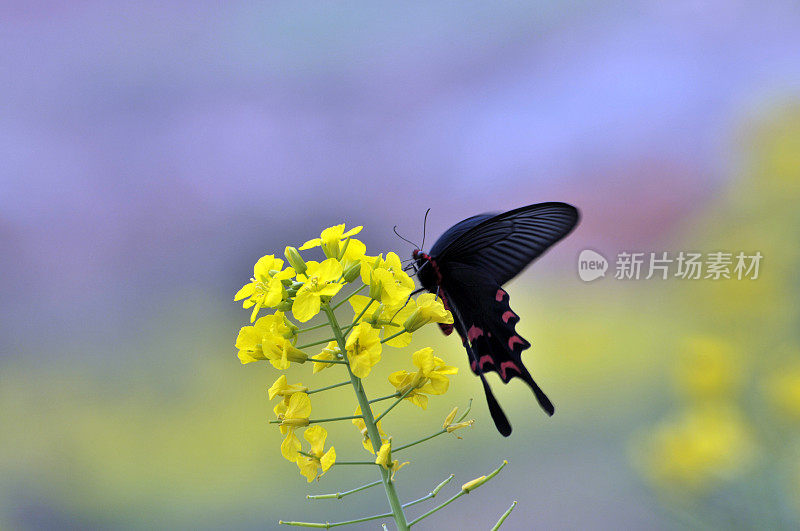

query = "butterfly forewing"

[{"left": 435, "top": 202, "right": 579, "bottom": 285}]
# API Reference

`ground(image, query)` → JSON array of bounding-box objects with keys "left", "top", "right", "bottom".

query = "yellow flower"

[
  {"left": 362, "top": 253, "right": 415, "bottom": 307},
  {"left": 311, "top": 341, "right": 341, "bottom": 373},
  {"left": 292, "top": 258, "right": 344, "bottom": 322},
  {"left": 268, "top": 375, "right": 307, "bottom": 400},
  {"left": 633, "top": 405, "right": 754, "bottom": 492},
  {"left": 360, "top": 252, "right": 413, "bottom": 287},
  {"left": 235, "top": 312, "right": 306, "bottom": 369},
  {"left": 352, "top": 406, "right": 389, "bottom": 454},
  {"left": 296, "top": 426, "right": 336, "bottom": 482},
  {"left": 674, "top": 336, "right": 741, "bottom": 400},
  {"left": 349, "top": 295, "right": 417, "bottom": 347},
  {"left": 276, "top": 392, "right": 312, "bottom": 462},
  {"left": 345, "top": 322, "right": 382, "bottom": 378},
  {"left": 234, "top": 255, "right": 295, "bottom": 322},
  {"left": 765, "top": 364, "right": 800, "bottom": 419},
  {"left": 299, "top": 224, "right": 363, "bottom": 259},
  {"left": 403, "top": 293, "right": 454, "bottom": 332},
  {"left": 388, "top": 348, "right": 458, "bottom": 409}
]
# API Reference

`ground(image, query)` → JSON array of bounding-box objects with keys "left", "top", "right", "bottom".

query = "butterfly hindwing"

[{"left": 440, "top": 263, "right": 554, "bottom": 435}]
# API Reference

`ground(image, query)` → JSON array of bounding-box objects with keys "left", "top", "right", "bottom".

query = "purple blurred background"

[{"left": 2, "top": 1, "right": 799, "bottom": 529}]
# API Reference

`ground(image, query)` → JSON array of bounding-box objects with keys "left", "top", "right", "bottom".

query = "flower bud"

[
  {"left": 285, "top": 344, "right": 308, "bottom": 364},
  {"left": 284, "top": 247, "right": 307, "bottom": 275},
  {"left": 368, "top": 277, "right": 383, "bottom": 301},
  {"left": 342, "top": 261, "right": 361, "bottom": 283},
  {"left": 403, "top": 309, "right": 429, "bottom": 333},
  {"left": 277, "top": 300, "right": 293, "bottom": 311},
  {"left": 461, "top": 475, "right": 487, "bottom": 493}
]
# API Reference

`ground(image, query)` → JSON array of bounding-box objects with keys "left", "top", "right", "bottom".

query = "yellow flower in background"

[
  {"left": 234, "top": 255, "right": 295, "bottom": 322},
  {"left": 296, "top": 426, "right": 336, "bottom": 482},
  {"left": 633, "top": 405, "right": 754, "bottom": 492},
  {"left": 349, "top": 295, "right": 416, "bottom": 347},
  {"left": 311, "top": 341, "right": 340, "bottom": 373},
  {"left": 403, "top": 293, "right": 453, "bottom": 332},
  {"left": 292, "top": 258, "right": 344, "bottom": 322},
  {"left": 300, "top": 223, "right": 363, "bottom": 259},
  {"left": 674, "top": 336, "right": 741, "bottom": 401},
  {"left": 388, "top": 347, "right": 458, "bottom": 409},
  {"left": 276, "top": 392, "right": 312, "bottom": 462},
  {"left": 352, "top": 406, "right": 389, "bottom": 454},
  {"left": 268, "top": 375, "right": 307, "bottom": 400},
  {"left": 346, "top": 322, "right": 382, "bottom": 378},
  {"left": 765, "top": 364, "right": 800, "bottom": 420}
]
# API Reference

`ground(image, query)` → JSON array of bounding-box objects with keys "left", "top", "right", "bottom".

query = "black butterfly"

[{"left": 409, "top": 203, "right": 580, "bottom": 436}]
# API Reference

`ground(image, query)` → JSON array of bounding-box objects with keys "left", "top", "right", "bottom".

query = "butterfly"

[{"left": 408, "top": 203, "right": 580, "bottom": 436}]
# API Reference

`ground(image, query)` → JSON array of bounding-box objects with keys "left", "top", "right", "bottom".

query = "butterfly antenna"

[
  {"left": 392, "top": 225, "right": 420, "bottom": 249},
  {"left": 420, "top": 208, "right": 431, "bottom": 250}
]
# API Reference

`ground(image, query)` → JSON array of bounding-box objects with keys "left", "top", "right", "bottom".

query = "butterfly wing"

[
  {"left": 439, "top": 263, "right": 554, "bottom": 436},
  {"left": 433, "top": 202, "right": 579, "bottom": 286}
]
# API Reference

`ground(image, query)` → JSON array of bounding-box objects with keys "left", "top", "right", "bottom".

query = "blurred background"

[{"left": 2, "top": 1, "right": 800, "bottom": 529}]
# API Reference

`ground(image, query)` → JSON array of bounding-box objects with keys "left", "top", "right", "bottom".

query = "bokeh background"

[{"left": 2, "top": 1, "right": 800, "bottom": 529}]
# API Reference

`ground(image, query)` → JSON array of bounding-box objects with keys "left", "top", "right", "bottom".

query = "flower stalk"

[
  {"left": 322, "top": 302, "right": 410, "bottom": 531},
  {"left": 235, "top": 225, "right": 517, "bottom": 530}
]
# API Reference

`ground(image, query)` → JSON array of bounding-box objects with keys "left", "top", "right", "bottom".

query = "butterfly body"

[{"left": 411, "top": 203, "right": 579, "bottom": 436}]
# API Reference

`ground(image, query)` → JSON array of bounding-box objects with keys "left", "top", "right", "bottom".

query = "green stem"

[
  {"left": 407, "top": 490, "right": 465, "bottom": 527},
  {"left": 491, "top": 501, "right": 517, "bottom": 530},
  {"left": 380, "top": 328, "right": 407, "bottom": 344},
  {"left": 297, "top": 337, "right": 337, "bottom": 349},
  {"left": 306, "top": 381, "right": 350, "bottom": 395},
  {"left": 408, "top": 461, "right": 507, "bottom": 527},
  {"left": 269, "top": 415, "right": 362, "bottom": 425},
  {"left": 342, "top": 298, "right": 375, "bottom": 335},
  {"left": 307, "top": 480, "right": 382, "bottom": 500},
  {"left": 310, "top": 359, "right": 349, "bottom": 365},
  {"left": 402, "top": 475, "right": 454, "bottom": 509},
  {"left": 322, "top": 302, "right": 409, "bottom": 531},
  {"left": 368, "top": 391, "right": 401, "bottom": 404},
  {"left": 457, "top": 399, "right": 473, "bottom": 422},
  {"left": 296, "top": 322, "right": 329, "bottom": 333},
  {"left": 394, "top": 399, "right": 474, "bottom": 453},
  {"left": 374, "top": 386, "right": 415, "bottom": 423},
  {"left": 393, "top": 430, "right": 446, "bottom": 453},
  {"left": 332, "top": 284, "right": 367, "bottom": 310},
  {"left": 279, "top": 510, "right": 393, "bottom": 528}
]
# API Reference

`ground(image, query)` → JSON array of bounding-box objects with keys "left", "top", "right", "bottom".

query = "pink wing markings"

[
  {"left": 508, "top": 336, "right": 525, "bottom": 350},
  {"left": 467, "top": 325, "right": 484, "bottom": 342}
]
